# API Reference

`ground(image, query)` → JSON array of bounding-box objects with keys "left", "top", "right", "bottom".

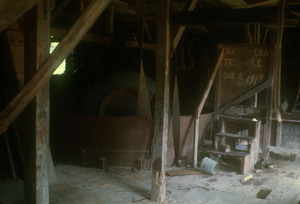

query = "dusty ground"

[{"left": 0, "top": 146, "right": 299, "bottom": 204}]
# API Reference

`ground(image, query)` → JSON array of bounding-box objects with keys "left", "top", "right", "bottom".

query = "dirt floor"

[{"left": 0, "top": 146, "right": 300, "bottom": 204}]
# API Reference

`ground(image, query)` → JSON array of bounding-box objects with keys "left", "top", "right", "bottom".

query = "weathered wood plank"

[
  {"left": 0, "top": 0, "right": 38, "bottom": 32},
  {"left": 0, "top": 0, "right": 111, "bottom": 133},
  {"left": 151, "top": 0, "right": 170, "bottom": 202},
  {"left": 166, "top": 168, "right": 201, "bottom": 176}
]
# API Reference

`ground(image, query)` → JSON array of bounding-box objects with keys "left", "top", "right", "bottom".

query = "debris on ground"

[
  {"left": 257, "top": 187, "right": 272, "bottom": 199},
  {"left": 240, "top": 174, "right": 253, "bottom": 183},
  {"left": 166, "top": 168, "right": 202, "bottom": 176},
  {"left": 200, "top": 157, "right": 219, "bottom": 175}
]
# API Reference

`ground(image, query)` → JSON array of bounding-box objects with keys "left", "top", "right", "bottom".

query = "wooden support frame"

[
  {"left": 0, "top": 0, "right": 111, "bottom": 133},
  {"left": 151, "top": 0, "right": 170, "bottom": 202}
]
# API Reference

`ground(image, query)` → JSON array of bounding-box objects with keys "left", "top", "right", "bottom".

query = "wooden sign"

[{"left": 218, "top": 44, "right": 272, "bottom": 107}]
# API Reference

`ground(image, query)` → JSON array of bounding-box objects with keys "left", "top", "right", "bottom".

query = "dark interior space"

[{"left": 0, "top": 0, "right": 300, "bottom": 203}]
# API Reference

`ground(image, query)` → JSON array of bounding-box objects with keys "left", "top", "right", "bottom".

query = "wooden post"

[
  {"left": 262, "top": 87, "right": 273, "bottom": 157},
  {"left": 262, "top": 35, "right": 275, "bottom": 158},
  {"left": 151, "top": 0, "right": 170, "bottom": 202},
  {"left": 193, "top": 47, "right": 224, "bottom": 168},
  {"left": 275, "top": 4, "right": 283, "bottom": 146},
  {"left": 193, "top": 116, "right": 199, "bottom": 168},
  {"left": 0, "top": 0, "right": 111, "bottom": 133},
  {"left": 276, "top": 121, "right": 282, "bottom": 146},
  {"left": 274, "top": 0, "right": 284, "bottom": 123},
  {"left": 23, "top": 0, "right": 50, "bottom": 203}
]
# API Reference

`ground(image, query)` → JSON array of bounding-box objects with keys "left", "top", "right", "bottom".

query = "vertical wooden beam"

[
  {"left": 23, "top": 0, "right": 50, "bottom": 203},
  {"left": 274, "top": 0, "right": 284, "bottom": 123},
  {"left": 193, "top": 116, "right": 199, "bottom": 168},
  {"left": 276, "top": 121, "right": 282, "bottom": 146},
  {"left": 273, "top": 0, "right": 284, "bottom": 147},
  {"left": 151, "top": 0, "right": 170, "bottom": 202},
  {"left": 262, "top": 32, "right": 275, "bottom": 158},
  {"left": 212, "top": 64, "right": 221, "bottom": 148},
  {"left": 262, "top": 87, "right": 273, "bottom": 157}
]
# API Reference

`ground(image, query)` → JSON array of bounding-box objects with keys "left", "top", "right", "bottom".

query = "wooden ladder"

[{"left": 211, "top": 115, "right": 261, "bottom": 174}]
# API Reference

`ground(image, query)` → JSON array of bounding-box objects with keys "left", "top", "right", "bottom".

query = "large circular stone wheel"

[{"left": 82, "top": 72, "right": 155, "bottom": 116}]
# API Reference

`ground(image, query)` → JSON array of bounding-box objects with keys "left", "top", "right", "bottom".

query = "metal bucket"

[{"left": 200, "top": 157, "right": 218, "bottom": 175}]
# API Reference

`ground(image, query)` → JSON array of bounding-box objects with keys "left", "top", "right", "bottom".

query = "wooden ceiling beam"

[{"left": 0, "top": 0, "right": 38, "bottom": 33}]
